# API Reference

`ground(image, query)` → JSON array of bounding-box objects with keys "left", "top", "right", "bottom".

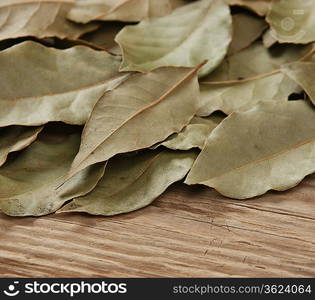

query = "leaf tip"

[{"left": 196, "top": 60, "right": 208, "bottom": 70}]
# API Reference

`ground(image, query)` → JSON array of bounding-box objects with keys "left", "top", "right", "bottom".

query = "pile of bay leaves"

[{"left": 0, "top": 0, "right": 314, "bottom": 217}]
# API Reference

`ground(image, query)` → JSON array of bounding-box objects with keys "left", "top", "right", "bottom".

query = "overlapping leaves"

[
  {"left": 115, "top": 0, "right": 232, "bottom": 77},
  {"left": 0, "top": 41, "right": 126, "bottom": 127},
  {"left": 186, "top": 101, "right": 315, "bottom": 199},
  {"left": 0, "top": 0, "right": 97, "bottom": 41},
  {"left": 0, "top": 0, "right": 314, "bottom": 217},
  {"left": 68, "top": 0, "right": 188, "bottom": 23}
]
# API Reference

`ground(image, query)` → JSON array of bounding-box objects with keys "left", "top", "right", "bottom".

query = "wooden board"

[{"left": 0, "top": 174, "right": 314, "bottom": 277}]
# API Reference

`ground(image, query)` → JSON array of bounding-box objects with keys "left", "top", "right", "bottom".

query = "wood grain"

[{"left": 0, "top": 174, "right": 314, "bottom": 277}]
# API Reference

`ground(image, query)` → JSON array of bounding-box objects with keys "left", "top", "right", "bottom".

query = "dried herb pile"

[{"left": 0, "top": 0, "right": 314, "bottom": 217}]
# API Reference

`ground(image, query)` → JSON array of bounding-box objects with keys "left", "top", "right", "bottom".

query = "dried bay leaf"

[
  {"left": 228, "top": 13, "right": 267, "bottom": 55},
  {"left": 81, "top": 22, "right": 125, "bottom": 54},
  {"left": 66, "top": 65, "right": 201, "bottom": 179},
  {"left": 0, "top": 129, "right": 105, "bottom": 216},
  {"left": 0, "top": 126, "right": 43, "bottom": 167},
  {"left": 186, "top": 100, "right": 315, "bottom": 199},
  {"left": 58, "top": 150, "right": 197, "bottom": 216},
  {"left": 198, "top": 72, "right": 300, "bottom": 116},
  {"left": 0, "top": 0, "right": 97, "bottom": 41},
  {"left": 203, "top": 42, "right": 311, "bottom": 82},
  {"left": 0, "top": 41, "right": 128, "bottom": 127},
  {"left": 282, "top": 62, "right": 315, "bottom": 105},
  {"left": 68, "top": 0, "right": 187, "bottom": 23},
  {"left": 153, "top": 116, "right": 224, "bottom": 150},
  {"left": 115, "top": 0, "right": 232, "bottom": 77},
  {"left": 266, "top": 0, "right": 315, "bottom": 44}
]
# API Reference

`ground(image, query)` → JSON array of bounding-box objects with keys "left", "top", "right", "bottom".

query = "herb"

[{"left": 0, "top": 0, "right": 314, "bottom": 216}]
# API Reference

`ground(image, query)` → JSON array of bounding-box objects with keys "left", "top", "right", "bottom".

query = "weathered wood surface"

[{"left": 0, "top": 174, "right": 314, "bottom": 277}]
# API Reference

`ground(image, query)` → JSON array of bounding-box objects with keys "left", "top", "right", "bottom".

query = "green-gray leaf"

[
  {"left": 203, "top": 42, "right": 311, "bottom": 82},
  {"left": 0, "top": 126, "right": 43, "bottom": 167},
  {"left": 281, "top": 62, "right": 315, "bottom": 105},
  {"left": 115, "top": 0, "right": 232, "bottom": 77},
  {"left": 153, "top": 116, "right": 224, "bottom": 150},
  {"left": 228, "top": 13, "right": 267, "bottom": 55},
  {"left": 225, "top": 0, "right": 271, "bottom": 16},
  {"left": 58, "top": 150, "right": 197, "bottom": 216},
  {"left": 186, "top": 100, "right": 315, "bottom": 199},
  {"left": 68, "top": 0, "right": 188, "bottom": 23},
  {"left": 0, "top": 129, "right": 105, "bottom": 216},
  {"left": 0, "top": 41, "right": 128, "bottom": 127}
]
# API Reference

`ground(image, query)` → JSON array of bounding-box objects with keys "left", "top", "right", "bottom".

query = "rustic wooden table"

[{"left": 0, "top": 175, "right": 314, "bottom": 277}]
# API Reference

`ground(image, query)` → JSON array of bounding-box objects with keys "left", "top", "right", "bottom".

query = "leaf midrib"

[
  {"left": 0, "top": 74, "right": 125, "bottom": 102},
  {"left": 201, "top": 135, "right": 315, "bottom": 183},
  {"left": 88, "top": 152, "right": 163, "bottom": 200},
  {"left": 75, "top": 65, "right": 199, "bottom": 169},
  {"left": 200, "top": 41, "right": 315, "bottom": 85},
  {"left": 93, "top": 0, "right": 142, "bottom": 20},
  {"left": 118, "top": 0, "right": 216, "bottom": 66}
]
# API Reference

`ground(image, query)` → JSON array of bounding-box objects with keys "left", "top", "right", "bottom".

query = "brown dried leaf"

[
  {"left": 228, "top": 13, "right": 267, "bottom": 55},
  {"left": 115, "top": 0, "right": 232, "bottom": 77},
  {"left": 0, "top": 0, "right": 97, "bottom": 41}
]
